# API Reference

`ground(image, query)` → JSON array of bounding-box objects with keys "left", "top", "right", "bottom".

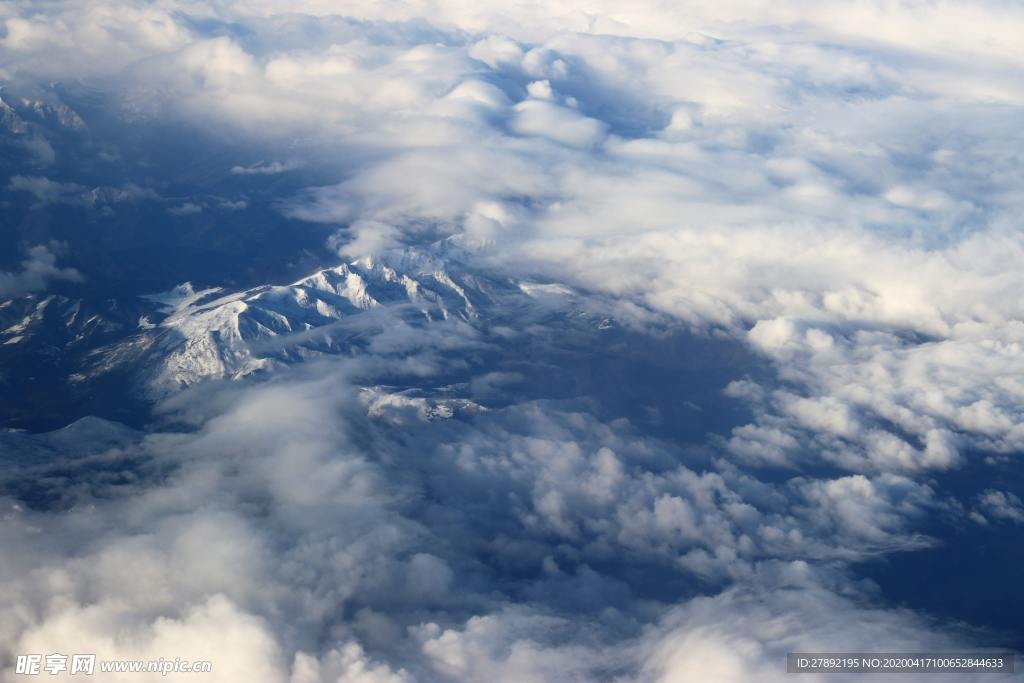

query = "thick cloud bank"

[{"left": 1, "top": 1, "right": 1023, "bottom": 681}]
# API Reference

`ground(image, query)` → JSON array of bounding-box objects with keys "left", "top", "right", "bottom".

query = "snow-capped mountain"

[
  {"left": 0, "top": 95, "right": 29, "bottom": 134},
  {"left": 0, "top": 241, "right": 592, "bottom": 429},
  {"left": 0, "top": 294, "right": 130, "bottom": 348},
  {"left": 138, "top": 254, "right": 494, "bottom": 393},
  {"left": 0, "top": 88, "right": 86, "bottom": 132},
  {"left": 2, "top": 250, "right": 535, "bottom": 399}
]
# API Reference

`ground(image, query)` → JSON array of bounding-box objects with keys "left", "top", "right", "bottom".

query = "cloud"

[
  {"left": 0, "top": 2, "right": 193, "bottom": 80},
  {"left": 637, "top": 579, "right": 971, "bottom": 683},
  {"left": 0, "top": 350, "right": 985, "bottom": 682},
  {"left": 7, "top": 175, "right": 86, "bottom": 205},
  {"left": 1, "top": 1, "right": 1023, "bottom": 681},
  {"left": 6, "top": 175, "right": 158, "bottom": 207},
  {"left": 0, "top": 243, "right": 82, "bottom": 298},
  {"left": 291, "top": 642, "right": 411, "bottom": 683},
  {"left": 972, "top": 489, "right": 1024, "bottom": 525},
  {"left": 230, "top": 161, "right": 302, "bottom": 175},
  {"left": 510, "top": 99, "right": 607, "bottom": 148},
  {"left": 167, "top": 202, "right": 203, "bottom": 216}
]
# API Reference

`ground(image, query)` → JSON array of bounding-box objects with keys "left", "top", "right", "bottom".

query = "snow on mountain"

[
  {"left": 18, "top": 95, "right": 86, "bottom": 130},
  {"left": 0, "top": 95, "right": 29, "bottom": 134},
  {"left": 0, "top": 294, "right": 133, "bottom": 348},
  {"left": 135, "top": 254, "right": 500, "bottom": 393},
  {"left": 360, "top": 386, "right": 487, "bottom": 425},
  {"left": 0, "top": 245, "right": 583, "bottom": 423},
  {"left": 0, "top": 87, "right": 86, "bottom": 132}
]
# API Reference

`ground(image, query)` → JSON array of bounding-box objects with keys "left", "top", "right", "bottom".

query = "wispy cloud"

[
  {"left": 0, "top": 242, "right": 81, "bottom": 298},
  {"left": 230, "top": 160, "right": 301, "bottom": 175}
]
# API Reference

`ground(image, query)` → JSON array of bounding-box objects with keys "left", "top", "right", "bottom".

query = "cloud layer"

[{"left": 2, "top": 1, "right": 1023, "bottom": 681}]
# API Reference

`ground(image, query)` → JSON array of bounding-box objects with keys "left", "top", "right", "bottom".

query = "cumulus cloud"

[
  {"left": 0, "top": 349, "right": 987, "bottom": 682},
  {"left": 972, "top": 489, "right": 1024, "bottom": 525},
  {"left": 636, "top": 580, "right": 976, "bottom": 683},
  {"left": 0, "top": 243, "right": 82, "bottom": 298},
  {"left": 0, "top": 2, "right": 194, "bottom": 80}
]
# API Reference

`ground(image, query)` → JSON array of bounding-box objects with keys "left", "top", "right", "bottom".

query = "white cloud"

[
  {"left": 973, "top": 489, "right": 1024, "bottom": 525},
  {"left": 7, "top": 175, "right": 86, "bottom": 204},
  {"left": 638, "top": 579, "right": 968, "bottom": 683},
  {"left": 510, "top": 100, "right": 606, "bottom": 148},
  {"left": 168, "top": 202, "right": 203, "bottom": 216},
  {"left": 290, "top": 642, "right": 411, "bottom": 683},
  {"left": 1, "top": 1, "right": 1022, "bottom": 680},
  {"left": 7, "top": 175, "right": 158, "bottom": 207},
  {"left": 230, "top": 161, "right": 302, "bottom": 175},
  {"left": 0, "top": 339, "right": 980, "bottom": 681},
  {"left": 0, "top": 243, "right": 82, "bottom": 298}
]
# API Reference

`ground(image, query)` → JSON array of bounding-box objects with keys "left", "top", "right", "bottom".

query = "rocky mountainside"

[{"left": 0, "top": 248, "right": 565, "bottom": 426}]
